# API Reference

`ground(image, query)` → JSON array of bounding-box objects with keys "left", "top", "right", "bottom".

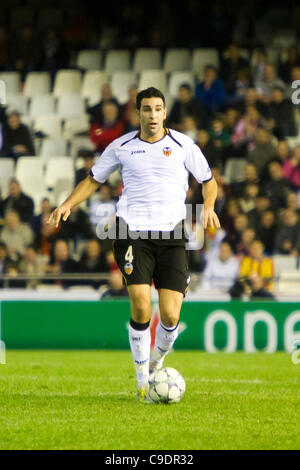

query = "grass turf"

[{"left": 0, "top": 350, "right": 299, "bottom": 450}]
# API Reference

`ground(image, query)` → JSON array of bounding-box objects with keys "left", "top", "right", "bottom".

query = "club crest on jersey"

[
  {"left": 163, "top": 147, "right": 172, "bottom": 157},
  {"left": 124, "top": 262, "right": 133, "bottom": 275}
]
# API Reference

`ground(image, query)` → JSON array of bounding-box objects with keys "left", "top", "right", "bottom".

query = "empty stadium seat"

[
  {"left": 224, "top": 158, "right": 247, "bottom": 184},
  {"left": 63, "top": 115, "right": 90, "bottom": 139},
  {"left": 57, "top": 94, "right": 85, "bottom": 119},
  {"left": 33, "top": 114, "right": 63, "bottom": 138},
  {"left": 104, "top": 50, "right": 131, "bottom": 74},
  {"left": 0, "top": 158, "right": 14, "bottom": 197},
  {"left": 69, "top": 137, "right": 95, "bottom": 158},
  {"left": 31, "top": 190, "right": 55, "bottom": 215},
  {"left": 53, "top": 70, "right": 82, "bottom": 97},
  {"left": 168, "top": 71, "right": 195, "bottom": 98},
  {"left": 111, "top": 70, "right": 137, "bottom": 104},
  {"left": 24, "top": 72, "right": 51, "bottom": 97},
  {"left": 45, "top": 157, "right": 75, "bottom": 189},
  {"left": 76, "top": 50, "right": 102, "bottom": 71},
  {"left": 273, "top": 256, "right": 298, "bottom": 277},
  {"left": 15, "top": 157, "right": 46, "bottom": 194},
  {"left": 39, "top": 138, "right": 69, "bottom": 160},
  {"left": 277, "top": 271, "right": 300, "bottom": 294},
  {"left": 0, "top": 72, "right": 21, "bottom": 94},
  {"left": 138, "top": 70, "right": 167, "bottom": 94},
  {"left": 29, "top": 94, "right": 56, "bottom": 118},
  {"left": 164, "top": 49, "right": 192, "bottom": 72},
  {"left": 80, "top": 71, "right": 108, "bottom": 100},
  {"left": 133, "top": 48, "right": 161, "bottom": 72},
  {"left": 192, "top": 49, "right": 219, "bottom": 74},
  {"left": 6, "top": 93, "right": 28, "bottom": 115}
]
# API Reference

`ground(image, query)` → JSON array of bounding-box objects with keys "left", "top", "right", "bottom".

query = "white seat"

[
  {"left": 53, "top": 70, "right": 82, "bottom": 97},
  {"left": 168, "top": 71, "right": 195, "bottom": 98},
  {"left": 277, "top": 271, "right": 300, "bottom": 294},
  {"left": 104, "top": 49, "right": 131, "bottom": 74},
  {"left": 63, "top": 115, "right": 90, "bottom": 139},
  {"left": 0, "top": 72, "right": 21, "bottom": 94},
  {"left": 57, "top": 94, "right": 85, "bottom": 119},
  {"left": 6, "top": 93, "right": 28, "bottom": 114},
  {"left": 138, "top": 70, "right": 167, "bottom": 94},
  {"left": 39, "top": 138, "right": 68, "bottom": 160},
  {"left": 24, "top": 72, "right": 51, "bottom": 97},
  {"left": 45, "top": 157, "right": 75, "bottom": 189},
  {"left": 55, "top": 188, "right": 73, "bottom": 207},
  {"left": 33, "top": 114, "right": 63, "bottom": 138},
  {"left": 133, "top": 48, "right": 161, "bottom": 72},
  {"left": 76, "top": 50, "right": 102, "bottom": 71},
  {"left": 31, "top": 190, "right": 55, "bottom": 215},
  {"left": 70, "top": 137, "right": 95, "bottom": 158},
  {"left": 15, "top": 157, "right": 46, "bottom": 194},
  {"left": 0, "top": 158, "right": 14, "bottom": 197},
  {"left": 274, "top": 256, "right": 298, "bottom": 277},
  {"left": 29, "top": 94, "right": 56, "bottom": 118},
  {"left": 81, "top": 71, "right": 108, "bottom": 100},
  {"left": 164, "top": 49, "right": 191, "bottom": 72},
  {"left": 111, "top": 71, "right": 137, "bottom": 104},
  {"left": 192, "top": 49, "right": 219, "bottom": 75},
  {"left": 224, "top": 158, "right": 247, "bottom": 183}
]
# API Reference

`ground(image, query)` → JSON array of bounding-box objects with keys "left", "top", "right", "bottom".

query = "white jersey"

[{"left": 91, "top": 128, "right": 212, "bottom": 231}]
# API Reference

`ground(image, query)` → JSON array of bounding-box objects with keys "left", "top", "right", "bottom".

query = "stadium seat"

[
  {"left": 224, "top": 158, "right": 247, "bottom": 184},
  {"left": 139, "top": 70, "right": 167, "bottom": 94},
  {"left": 273, "top": 255, "right": 298, "bottom": 277},
  {"left": 133, "top": 48, "right": 161, "bottom": 73},
  {"left": 168, "top": 71, "right": 195, "bottom": 98},
  {"left": 33, "top": 114, "right": 63, "bottom": 138},
  {"left": 31, "top": 190, "right": 55, "bottom": 215},
  {"left": 45, "top": 157, "right": 75, "bottom": 189},
  {"left": 192, "top": 49, "right": 219, "bottom": 75},
  {"left": 53, "top": 70, "right": 82, "bottom": 97},
  {"left": 164, "top": 49, "right": 192, "bottom": 72},
  {"left": 0, "top": 158, "right": 14, "bottom": 197},
  {"left": 29, "top": 94, "right": 56, "bottom": 118},
  {"left": 15, "top": 157, "right": 46, "bottom": 194},
  {"left": 104, "top": 50, "right": 131, "bottom": 74},
  {"left": 6, "top": 93, "right": 28, "bottom": 115},
  {"left": 70, "top": 137, "right": 95, "bottom": 158},
  {"left": 80, "top": 71, "right": 108, "bottom": 100},
  {"left": 76, "top": 50, "right": 102, "bottom": 71},
  {"left": 0, "top": 72, "right": 21, "bottom": 94},
  {"left": 277, "top": 271, "right": 300, "bottom": 294},
  {"left": 63, "top": 115, "right": 90, "bottom": 139},
  {"left": 24, "top": 72, "right": 51, "bottom": 97},
  {"left": 57, "top": 94, "right": 86, "bottom": 119},
  {"left": 39, "top": 138, "right": 69, "bottom": 161},
  {"left": 111, "top": 71, "right": 137, "bottom": 104}
]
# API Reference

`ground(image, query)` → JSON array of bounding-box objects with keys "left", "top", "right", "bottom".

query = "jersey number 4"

[{"left": 125, "top": 245, "right": 134, "bottom": 263}]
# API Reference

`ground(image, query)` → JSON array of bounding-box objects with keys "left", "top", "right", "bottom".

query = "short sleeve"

[
  {"left": 90, "top": 142, "right": 120, "bottom": 184},
  {"left": 184, "top": 143, "right": 212, "bottom": 183}
]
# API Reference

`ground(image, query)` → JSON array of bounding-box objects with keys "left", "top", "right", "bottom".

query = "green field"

[{"left": 0, "top": 350, "right": 299, "bottom": 450}]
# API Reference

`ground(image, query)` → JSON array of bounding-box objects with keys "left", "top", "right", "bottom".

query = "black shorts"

[{"left": 112, "top": 218, "right": 190, "bottom": 296}]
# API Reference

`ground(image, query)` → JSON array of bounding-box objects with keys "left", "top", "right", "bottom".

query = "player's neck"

[{"left": 139, "top": 128, "right": 166, "bottom": 143}]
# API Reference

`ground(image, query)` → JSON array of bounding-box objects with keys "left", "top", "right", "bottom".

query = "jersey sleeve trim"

[
  {"left": 202, "top": 175, "right": 213, "bottom": 183},
  {"left": 120, "top": 133, "right": 138, "bottom": 146},
  {"left": 167, "top": 129, "right": 183, "bottom": 148}
]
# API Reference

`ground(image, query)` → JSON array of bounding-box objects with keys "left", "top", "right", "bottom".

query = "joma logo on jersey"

[
  {"left": 163, "top": 147, "right": 172, "bottom": 157},
  {"left": 131, "top": 150, "right": 146, "bottom": 155}
]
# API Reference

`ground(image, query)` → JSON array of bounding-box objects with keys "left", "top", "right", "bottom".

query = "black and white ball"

[{"left": 148, "top": 367, "right": 185, "bottom": 404}]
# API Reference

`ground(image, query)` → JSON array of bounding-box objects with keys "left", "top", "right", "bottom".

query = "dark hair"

[
  {"left": 136, "top": 87, "right": 165, "bottom": 110},
  {"left": 179, "top": 83, "right": 192, "bottom": 92}
]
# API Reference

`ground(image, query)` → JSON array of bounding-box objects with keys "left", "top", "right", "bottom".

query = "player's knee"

[
  {"left": 161, "top": 312, "right": 179, "bottom": 328},
  {"left": 131, "top": 297, "right": 151, "bottom": 322}
]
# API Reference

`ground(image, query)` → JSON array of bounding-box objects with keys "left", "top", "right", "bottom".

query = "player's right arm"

[{"left": 47, "top": 175, "right": 100, "bottom": 227}]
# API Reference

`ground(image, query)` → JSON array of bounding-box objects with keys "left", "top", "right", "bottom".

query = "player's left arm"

[{"left": 202, "top": 177, "right": 221, "bottom": 229}]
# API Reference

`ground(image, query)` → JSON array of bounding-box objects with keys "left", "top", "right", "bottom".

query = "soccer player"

[{"left": 48, "top": 87, "right": 220, "bottom": 402}]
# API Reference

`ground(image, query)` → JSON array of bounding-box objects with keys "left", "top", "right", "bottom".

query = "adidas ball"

[{"left": 148, "top": 367, "right": 185, "bottom": 404}]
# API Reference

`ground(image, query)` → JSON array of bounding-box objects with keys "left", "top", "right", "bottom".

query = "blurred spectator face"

[
  {"left": 0, "top": 243, "right": 7, "bottom": 261},
  {"left": 100, "top": 185, "right": 112, "bottom": 202},
  {"left": 288, "top": 46, "right": 298, "bottom": 63},
  {"left": 183, "top": 116, "right": 197, "bottom": 132},
  {"left": 292, "top": 146, "right": 300, "bottom": 163},
  {"left": 268, "top": 161, "right": 283, "bottom": 180},
  {"left": 250, "top": 272, "right": 264, "bottom": 291},
  {"left": 54, "top": 240, "right": 69, "bottom": 262},
  {"left": 225, "top": 108, "right": 239, "bottom": 128},
  {"left": 245, "top": 163, "right": 258, "bottom": 180},
  {"left": 83, "top": 156, "right": 94, "bottom": 171},
  {"left": 128, "top": 85, "right": 138, "bottom": 103},
  {"left": 219, "top": 242, "right": 233, "bottom": 262},
  {"left": 5, "top": 210, "right": 20, "bottom": 229},
  {"left": 245, "top": 88, "right": 257, "bottom": 104},
  {"left": 234, "top": 214, "right": 248, "bottom": 233},
  {"left": 227, "top": 199, "right": 240, "bottom": 218},
  {"left": 264, "top": 64, "right": 276, "bottom": 82},
  {"left": 272, "top": 88, "right": 284, "bottom": 104},
  {"left": 212, "top": 119, "right": 224, "bottom": 133},
  {"left": 283, "top": 209, "right": 298, "bottom": 227},
  {"left": 87, "top": 239, "right": 101, "bottom": 259},
  {"left": 178, "top": 86, "right": 191, "bottom": 103},
  {"left": 246, "top": 106, "right": 260, "bottom": 123},
  {"left": 102, "top": 102, "right": 118, "bottom": 124},
  {"left": 196, "top": 129, "right": 209, "bottom": 147},
  {"left": 261, "top": 211, "right": 275, "bottom": 228},
  {"left": 245, "top": 183, "right": 259, "bottom": 199},
  {"left": 109, "top": 270, "right": 124, "bottom": 291},
  {"left": 256, "top": 50, "right": 267, "bottom": 64},
  {"left": 9, "top": 180, "right": 21, "bottom": 198},
  {"left": 277, "top": 141, "right": 290, "bottom": 161},
  {"left": 255, "top": 196, "right": 270, "bottom": 212},
  {"left": 286, "top": 192, "right": 299, "bottom": 211},
  {"left": 250, "top": 240, "right": 264, "bottom": 259},
  {"left": 101, "top": 83, "right": 113, "bottom": 101},
  {"left": 24, "top": 246, "right": 37, "bottom": 264},
  {"left": 256, "top": 128, "right": 270, "bottom": 144},
  {"left": 41, "top": 199, "right": 52, "bottom": 215},
  {"left": 204, "top": 66, "right": 217, "bottom": 83},
  {"left": 227, "top": 43, "right": 240, "bottom": 61},
  {"left": 8, "top": 113, "right": 21, "bottom": 131},
  {"left": 291, "top": 66, "right": 300, "bottom": 81},
  {"left": 241, "top": 228, "right": 255, "bottom": 245}
]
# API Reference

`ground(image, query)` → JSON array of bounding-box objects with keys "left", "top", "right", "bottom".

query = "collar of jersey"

[{"left": 136, "top": 128, "right": 169, "bottom": 144}]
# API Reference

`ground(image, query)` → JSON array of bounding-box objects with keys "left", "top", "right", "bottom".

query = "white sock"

[
  {"left": 154, "top": 321, "right": 179, "bottom": 360},
  {"left": 128, "top": 323, "right": 151, "bottom": 389}
]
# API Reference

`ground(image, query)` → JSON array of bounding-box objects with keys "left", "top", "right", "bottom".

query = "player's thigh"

[
  {"left": 153, "top": 244, "right": 189, "bottom": 298},
  {"left": 127, "top": 284, "right": 152, "bottom": 323},
  {"left": 158, "top": 288, "right": 183, "bottom": 327}
]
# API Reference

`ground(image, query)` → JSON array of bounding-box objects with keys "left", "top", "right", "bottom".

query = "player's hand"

[
  {"left": 47, "top": 203, "right": 72, "bottom": 228},
  {"left": 203, "top": 205, "right": 221, "bottom": 229}
]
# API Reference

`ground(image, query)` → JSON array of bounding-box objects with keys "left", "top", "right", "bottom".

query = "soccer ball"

[{"left": 148, "top": 367, "right": 185, "bottom": 404}]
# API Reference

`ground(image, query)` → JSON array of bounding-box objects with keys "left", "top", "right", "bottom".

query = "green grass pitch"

[{"left": 0, "top": 350, "right": 299, "bottom": 450}]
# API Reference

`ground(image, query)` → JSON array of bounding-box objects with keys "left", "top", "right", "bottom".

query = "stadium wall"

[{"left": 1, "top": 300, "right": 300, "bottom": 352}]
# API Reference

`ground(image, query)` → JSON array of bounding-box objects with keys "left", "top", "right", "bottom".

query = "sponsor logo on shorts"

[
  {"left": 163, "top": 147, "right": 172, "bottom": 157},
  {"left": 124, "top": 262, "right": 133, "bottom": 275}
]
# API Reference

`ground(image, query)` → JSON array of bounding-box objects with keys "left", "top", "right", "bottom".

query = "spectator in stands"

[
  {"left": 282, "top": 145, "right": 300, "bottom": 189},
  {"left": 240, "top": 239, "right": 274, "bottom": 289},
  {"left": 220, "top": 43, "right": 250, "bottom": 95},
  {"left": 251, "top": 47, "right": 268, "bottom": 82},
  {"left": 231, "top": 162, "right": 260, "bottom": 197},
  {"left": 0, "top": 241, "right": 8, "bottom": 287},
  {"left": 286, "top": 192, "right": 300, "bottom": 216},
  {"left": 224, "top": 108, "right": 240, "bottom": 137},
  {"left": 248, "top": 193, "right": 272, "bottom": 228},
  {"left": 236, "top": 227, "right": 256, "bottom": 257},
  {"left": 1, "top": 178, "right": 34, "bottom": 223},
  {"left": 256, "top": 210, "right": 277, "bottom": 255},
  {"left": 0, "top": 26, "right": 9, "bottom": 71},
  {"left": 101, "top": 270, "right": 128, "bottom": 299},
  {"left": 167, "top": 84, "right": 206, "bottom": 131},
  {"left": 247, "top": 128, "right": 276, "bottom": 177},
  {"left": 38, "top": 27, "right": 69, "bottom": 82},
  {"left": 182, "top": 115, "right": 198, "bottom": 141},
  {"left": 235, "top": 87, "right": 269, "bottom": 118},
  {"left": 238, "top": 183, "right": 259, "bottom": 213},
  {"left": 75, "top": 150, "right": 95, "bottom": 186},
  {"left": 268, "top": 87, "right": 297, "bottom": 139},
  {"left": 274, "top": 209, "right": 300, "bottom": 256},
  {"left": 87, "top": 83, "right": 120, "bottom": 125},
  {"left": 45, "top": 239, "right": 79, "bottom": 288},
  {"left": 263, "top": 161, "right": 294, "bottom": 209},
  {"left": 124, "top": 108, "right": 140, "bottom": 133},
  {"left": 123, "top": 85, "right": 138, "bottom": 123},
  {"left": 249, "top": 272, "right": 275, "bottom": 299},
  {"left": 11, "top": 25, "right": 38, "bottom": 82},
  {"left": 89, "top": 101, "right": 125, "bottom": 153},
  {"left": 0, "top": 209, "right": 33, "bottom": 256},
  {"left": 59, "top": 205, "right": 93, "bottom": 244},
  {"left": 195, "top": 129, "right": 222, "bottom": 169},
  {"left": 18, "top": 245, "right": 46, "bottom": 289},
  {"left": 209, "top": 117, "right": 231, "bottom": 151},
  {"left": 89, "top": 184, "right": 116, "bottom": 233},
  {"left": 79, "top": 238, "right": 111, "bottom": 288},
  {"left": 273, "top": 140, "right": 291, "bottom": 164},
  {"left": 255, "top": 63, "right": 286, "bottom": 104},
  {"left": 200, "top": 241, "right": 240, "bottom": 292},
  {"left": 0, "top": 111, "right": 35, "bottom": 161},
  {"left": 223, "top": 213, "right": 249, "bottom": 253},
  {"left": 231, "top": 105, "right": 263, "bottom": 154},
  {"left": 230, "top": 66, "right": 253, "bottom": 104},
  {"left": 221, "top": 198, "right": 241, "bottom": 233},
  {"left": 279, "top": 45, "right": 300, "bottom": 84},
  {"left": 30, "top": 197, "right": 55, "bottom": 249},
  {"left": 195, "top": 65, "right": 227, "bottom": 116}
]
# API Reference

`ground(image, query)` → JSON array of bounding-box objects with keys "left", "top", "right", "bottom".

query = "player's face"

[{"left": 138, "top": 97, "right": 166, "bottom": 137}]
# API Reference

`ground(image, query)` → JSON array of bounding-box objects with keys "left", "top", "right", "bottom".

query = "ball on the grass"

[{"left": 148, "top": 367, "right": 185, "bottom": 404}]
